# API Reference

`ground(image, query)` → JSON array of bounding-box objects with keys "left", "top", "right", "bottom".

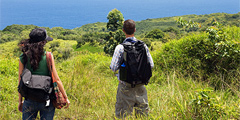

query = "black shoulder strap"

[
  {"left": 121, "top": 39, "right": 134, "bottom": 62},
  {"left": 24, "top": 63, "right": 27, "bottom": 69},
  {"left": 23, "top": 58, "right": 28, "bottom": 70},
  {"left": 126, "top": 38, "right": 137, "bottom": 43}
]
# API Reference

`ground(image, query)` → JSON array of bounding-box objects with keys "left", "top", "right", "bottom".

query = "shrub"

[
  {"left": 45, "top": 40, "right": 76, "bottom": 60},
  {"left": 190, "top": 88, "right": 225, "bottom": 119},
  {"left": 186, "top": 23, "right": 240, "bottom": 74},
  {"left": 145, "top": 29, "right": 165, "bottom": 42},
  {"left": 76, "top": 32, "right": 108, "bottom": 49},
  {"left": 154, "top": 25, "right": 240, "bottom": 88},
  {"left": 56, "top": 43, "right": 74, "bottom": 60}
]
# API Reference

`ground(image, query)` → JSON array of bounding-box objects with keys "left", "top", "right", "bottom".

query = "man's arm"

[{"left": 110, "top": 45, "right": 124, "bottom": 72}]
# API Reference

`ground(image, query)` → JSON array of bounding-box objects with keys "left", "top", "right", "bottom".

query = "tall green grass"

[
  {"left": 1, "top": 51, "right": 239, "bottom": 119},
  {"left": 0, "top": 29, "right": 239, "bottom": 119}
]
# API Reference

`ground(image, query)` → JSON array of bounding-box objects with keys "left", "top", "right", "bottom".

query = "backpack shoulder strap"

[{"left": 135, "top": 39, "right": 145, "bottom": 46}]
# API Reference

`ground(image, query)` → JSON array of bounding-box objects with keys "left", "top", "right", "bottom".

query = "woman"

[{"left": 18, "top": 28, "right": 70, "bottom": 120}]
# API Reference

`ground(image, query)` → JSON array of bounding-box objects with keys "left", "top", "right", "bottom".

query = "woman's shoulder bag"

[{"left": 46, "top": 52, "right": 67, "bottom": 109}]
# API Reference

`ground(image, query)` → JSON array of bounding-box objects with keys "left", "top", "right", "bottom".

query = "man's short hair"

[{"left": 123, "top": 19, "right": 135, "bottom": 35}]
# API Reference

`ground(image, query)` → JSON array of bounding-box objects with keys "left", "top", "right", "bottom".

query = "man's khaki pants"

[{"left": 115, "top": 82, "right": 149, "bottom": 118}]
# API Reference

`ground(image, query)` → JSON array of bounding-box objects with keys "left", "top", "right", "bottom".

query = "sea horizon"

[{"left": 1, "top": 0, "right": 239, "bottom": 30}]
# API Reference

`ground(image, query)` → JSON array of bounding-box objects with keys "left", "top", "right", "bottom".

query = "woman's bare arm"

[
  {"left": 51, "top": 54, "right": 70, "bottom": 108},
  {"left": 18, "top": 60, "right": 24, "bottom": 112}
]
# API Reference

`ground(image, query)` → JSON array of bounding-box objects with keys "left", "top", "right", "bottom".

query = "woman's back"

[
  {"left": 19, "top": 51, "right": 50, "bottom": 76},
  {"left": 18, "top": 28, "right": 69, "bottom": 120},
  {"left": 18, "top": 28, "right": 57, "bottom": 120}
]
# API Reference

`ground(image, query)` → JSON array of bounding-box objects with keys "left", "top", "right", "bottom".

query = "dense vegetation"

[
  {"left": 0, "top": 11, "right": 239, "bottom": 119},
  {"left": 1, "top": 12, "right": 239, "bottom": 43}
]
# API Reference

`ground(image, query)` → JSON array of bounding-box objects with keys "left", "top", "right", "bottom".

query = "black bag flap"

[
  {"left": 21, "top": 68, "right": 51, "bottom": 92},
  {"left": 21, "top": 68, "right": 32, "bottom": 85},
  {"left": 30, "top": 75, "right": 51, "bottom": 92}
]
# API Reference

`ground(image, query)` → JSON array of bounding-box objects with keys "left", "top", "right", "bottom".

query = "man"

[{"left": 110, "top": 19, "right": 154, "bottom": 118}]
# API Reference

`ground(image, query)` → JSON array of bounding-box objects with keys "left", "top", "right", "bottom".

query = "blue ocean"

[{"left": 1, "top": 0, "right": 239, "bottom": 30}]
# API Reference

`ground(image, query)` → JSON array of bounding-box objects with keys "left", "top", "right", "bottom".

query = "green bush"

[
  {"left": 45, "top": 40, "right": 76, "bottom": 60},
  {"left": 141, "top": 38, "right": 152, "bottom": 48},
  {"left": 76, "top": 32, "right": 108, "bottom": 49},
  {"left": 145, "top": 29, "right": 164, "bottom": 39},
  {"left": 154, "top": 25, "right": 240, "bottom": 88},
  {"left": 190, "top": 88, "right": 225, "bottom": 119},
  {"left": 187, "top": 24, "right": 240, "bottom": 74},
  {"left": 56, "top": 43, "right": 74, "bottom": 60}
]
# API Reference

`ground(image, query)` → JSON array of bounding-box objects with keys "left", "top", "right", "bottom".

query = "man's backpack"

[
  {"left": 18, "top": 60, "right": 53, "bottom": 103},
  {"left": 119, "top": 39, "right": 152, "bottom": 87}
]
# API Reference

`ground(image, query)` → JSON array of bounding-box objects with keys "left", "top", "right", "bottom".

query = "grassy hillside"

[
  {"left": 135, "top": 12, "right": 240, "bottom": 35},
  {"left": 0, "top": 12, "right": 239, "bottom": 119},
  {"left": 1, "top": 34, "right": 240, "bottom": 119},
  {"left": 72, "top": 12, "right": 240, "bottom": 36}
]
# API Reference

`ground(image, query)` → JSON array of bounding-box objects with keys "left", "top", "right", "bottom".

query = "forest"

[{"left": 0, "top": 10, "right": 239, "bottom": 119}]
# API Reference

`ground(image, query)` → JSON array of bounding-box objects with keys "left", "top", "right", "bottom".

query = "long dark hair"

[{"left": 19, "top": 39, "right": 47, "bottom": 70}]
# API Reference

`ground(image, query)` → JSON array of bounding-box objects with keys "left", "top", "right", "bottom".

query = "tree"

[
  {"left": 145, "top": 29, "right": 164, "bottom": 39},
  {"left": 163, "top": 27, "right": 180, "bottom": 34},
  {"left": 107, "top": 8, "right": 124, "bottom": 32},
  {"left": 177, "top": 17, "right": 200, "bottom": 33},
  {"left": 104, "top": 9, "right": 125, "bottom": 55},
  {"left": 20, "top": 30, "right": 31, "bottom": 40},
  {"left": 76, "top": 32, "right": 108, "bottom": 49},
  {"left": 163, "top": 27, "right": 180, "bottom": 40}
]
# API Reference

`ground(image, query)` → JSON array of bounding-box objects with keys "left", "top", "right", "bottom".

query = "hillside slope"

[
  {"left": 0, "top": 38, "right": 239, "bottom": 119},
  {"left": 1, "top": 12, "right": 239, "bottom": 43}
]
